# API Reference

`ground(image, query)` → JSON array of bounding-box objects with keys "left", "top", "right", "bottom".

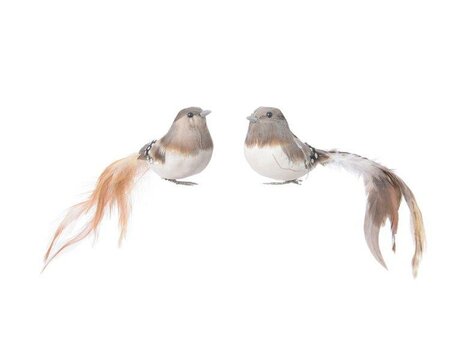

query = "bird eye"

[
  {"left": 266, "top": 112, "right": 273, "bottom": 118},
  {"left": 187, "top": 112, "right": 194, "bottom": 118}
]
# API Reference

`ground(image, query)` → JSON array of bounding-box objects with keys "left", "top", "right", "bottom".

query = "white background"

[{"left": 1, "top": 1, "right": 449, "bottom": 359}]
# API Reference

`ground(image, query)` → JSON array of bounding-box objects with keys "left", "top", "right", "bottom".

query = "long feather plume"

[
  {"left": 317, "top": 150, "right": 425, "bottom": 277},
  {"left": 43, "top": 154, "right": 149, "bottom": 270}
]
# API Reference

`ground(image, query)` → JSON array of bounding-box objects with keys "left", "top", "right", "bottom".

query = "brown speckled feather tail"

[
  {"left": 318, "top": 150, "right": 425, "bottom": 277},
  {"left": 43, "top": 154, "right": 149, "bottom": 270}
]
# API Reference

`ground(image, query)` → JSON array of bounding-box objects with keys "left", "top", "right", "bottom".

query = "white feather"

[
  {"left": 324, "top": 151, "right": 385, "bottom": 180},
  {"left": 151, "top": 149, "right": 213, "bottom": 180},
  {"left": 244, "top": 145, "right": 309, "bottom": 181}
]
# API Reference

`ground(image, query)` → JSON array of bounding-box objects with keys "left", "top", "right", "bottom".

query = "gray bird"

[
  {"left": 44, "top": 107, "right": 213, "bottom": 268},
  {"left": 244, "top": 106, "right": 425, "bottom": 277},
  {"left": 138, "top": 107, "right": 213, "bottom": 185}
]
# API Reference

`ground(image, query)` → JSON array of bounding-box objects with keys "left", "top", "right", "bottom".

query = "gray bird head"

[
  {"left": 246, "top": 107, "right": 287, "bottom": 123},
  {"left": 245, "top": 107, "right": 293, "bottom": 147},
  {"left": 174, "top": 107, "right": 212, "bottom": 124},
  {"left": 138, "top": 106, "right": 213, "bottom": 162}
]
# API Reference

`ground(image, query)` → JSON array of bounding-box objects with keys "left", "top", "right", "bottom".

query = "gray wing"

[{"left": 291, "top": 133, "right": 319, "bottom": 169}]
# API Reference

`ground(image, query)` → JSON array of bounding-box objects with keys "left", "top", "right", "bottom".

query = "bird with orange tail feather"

[{"left": 44, "top": 107, "right": 213, "bottom": 269}]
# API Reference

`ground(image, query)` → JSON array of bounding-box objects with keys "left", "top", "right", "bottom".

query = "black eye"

[
  {"left": 266, "top": 112, "right": 273, "bottom": 118},
  {"left": 187, "top": 112, "right": 194, "bottom": 118}
]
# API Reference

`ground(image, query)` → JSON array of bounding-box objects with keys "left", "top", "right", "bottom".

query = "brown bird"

[
  {"left": 244, "top": 106, "right": 425, "bottom": 277},
  {"left": 44, "top": 107, "right": 213, "bottom": 269}
]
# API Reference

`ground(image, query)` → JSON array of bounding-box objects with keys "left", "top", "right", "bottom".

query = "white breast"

[
  {"left": 151, "top": 149, "right": 213, "bottom": 180},
  {"left": 244, "top": 145, "right": 309, "bottom": 181}
]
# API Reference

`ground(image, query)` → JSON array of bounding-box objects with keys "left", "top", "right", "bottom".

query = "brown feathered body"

[{"left": 149, "top": 108, "right": 213, "bottom": 179}]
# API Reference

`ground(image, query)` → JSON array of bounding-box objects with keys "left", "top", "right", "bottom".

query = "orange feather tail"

[{"left": 44, "top": 154, "right": 149, "bottom": 269}]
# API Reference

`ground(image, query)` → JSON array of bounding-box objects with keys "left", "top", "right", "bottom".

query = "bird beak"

[
  {"left": 246, "top": 114, "right": 258, "bottom": 123},
  {"left": 200, "top": 110, "right": 211, "bottom": 117}
]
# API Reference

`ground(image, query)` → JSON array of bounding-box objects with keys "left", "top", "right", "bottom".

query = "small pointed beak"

[
  {"left": 247, "top": 114, "right": 257, "bottom": 122},
  {"left": 200, "top": 110, "right": 211, "bottom": 117}
]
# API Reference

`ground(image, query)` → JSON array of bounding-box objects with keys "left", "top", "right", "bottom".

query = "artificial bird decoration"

[
  {"left": 44, "top": 107, "right": 213, "bottom": 269},
  {"left": 244, "top": 106, "right": 425, "bottom": 277}
]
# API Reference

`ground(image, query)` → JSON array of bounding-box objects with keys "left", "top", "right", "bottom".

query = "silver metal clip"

[{"left": 138, "top": 140, "right": 156, "bottom": 163}]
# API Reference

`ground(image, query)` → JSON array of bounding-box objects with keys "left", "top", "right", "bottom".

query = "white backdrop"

[{"left": 1, "top": 1, "right": 449, "bottom": 359}]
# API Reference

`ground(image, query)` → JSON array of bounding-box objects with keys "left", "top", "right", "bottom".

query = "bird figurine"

[
  {"left": 244, "top": 106, "right": 425, "bottom": 277},
  {"left": 44, "top": 107, "right": 213, "bottom": 269}
]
